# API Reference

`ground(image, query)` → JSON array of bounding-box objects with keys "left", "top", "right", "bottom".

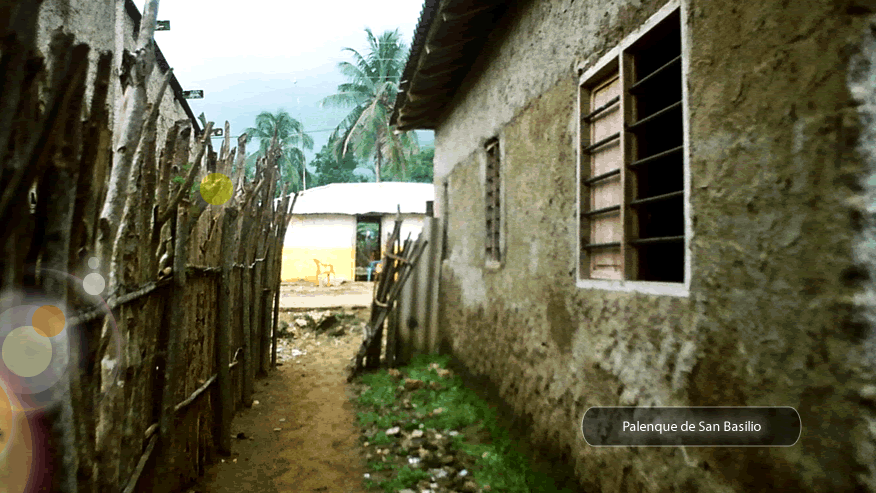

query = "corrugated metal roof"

[{"left": 281, "top": 182, "right": 435, "bottom": 215}]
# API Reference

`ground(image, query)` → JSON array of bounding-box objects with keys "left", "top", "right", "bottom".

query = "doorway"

[{"left": 355, "top": 215, "right": 381, "bottom": 281}]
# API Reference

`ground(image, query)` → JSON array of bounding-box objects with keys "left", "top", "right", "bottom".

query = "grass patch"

[
  {"left": 377, "top": 465, "right": 431, "bottom": 493},
  {"left": 357, "top": 410, "right": 410, "bottom": 429},
  {"left": 357, "top": 372, "right": 397, "bottom": 409},
  {"left": 370, "top": 431, "right": 393, "bottom": 446},
  {"left": 352, "top": 353, "right": 574, "bottom": 493},
  {"left": 366, "top": 461, "right": 397, "bottom": 472}
]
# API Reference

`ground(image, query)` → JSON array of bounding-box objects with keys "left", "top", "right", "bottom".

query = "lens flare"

[
  {"left": 200, "top": 172, "right": 234, "bottom": 205},
  {"left": 83, "top": 273, "right": 105, "bottom": 295},
  {"left": 0, "top": 384, "right": 12, "bottom": 454},
  {"left": 2, "top": 327, "right": 53, "bottom": 378},
  {"left": 0, "top": 382, "right": 31, "bottom": 493},
  {"left": 31, "top": 305, "right": 65, "bottom": 338}
]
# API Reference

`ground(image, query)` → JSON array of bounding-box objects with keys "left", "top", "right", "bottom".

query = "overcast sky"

[{"left": 152, "top": 0, "right": 432, "bottom": 167}]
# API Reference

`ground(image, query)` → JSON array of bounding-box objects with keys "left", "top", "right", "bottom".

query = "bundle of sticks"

[{"left": 348, "top": 209, "right": 428, "bottom": 381}]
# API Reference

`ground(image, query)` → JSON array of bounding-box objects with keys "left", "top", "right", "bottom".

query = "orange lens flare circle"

[{"left": 30, "top": 305, "right": 65, "bottom": 338}]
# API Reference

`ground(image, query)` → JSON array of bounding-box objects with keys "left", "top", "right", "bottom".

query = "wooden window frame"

[
  {"left": 485, "top": 138, "right": 502, "bottom": 268},
  {"left": 575, "top": 0, "right": 691, "bottom": 297}
]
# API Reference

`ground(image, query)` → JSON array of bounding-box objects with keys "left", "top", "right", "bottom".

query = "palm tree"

[
  {"left": 321, "top": 28, "right": 418, "bottom": 182},
  {"left": 244, "top": 109, "right": 314, "bottom": 193}
]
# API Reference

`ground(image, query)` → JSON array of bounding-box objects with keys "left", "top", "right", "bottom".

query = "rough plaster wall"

[
  {"left": 436, "top": 0, "right": 876, "bottom": 491},
  {"left": 433, "top": 0, "right": 667, "bottom": 182}
]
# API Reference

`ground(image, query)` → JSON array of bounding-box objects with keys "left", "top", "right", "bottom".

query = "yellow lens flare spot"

[
  {"left": 0, "top": 385, "right": 12, "bottom": 454},
  {"left": 200, "top": 172, "right": 234, "bottom": 205},
  {"left": 0, "top": 396, "right": 33, "bottom": 493},
  {"left": 2, "top": 326, "right": 52, "bottom": 378},
  {"left": 31, "top": 305, "right": 65, "bottom": 338}
]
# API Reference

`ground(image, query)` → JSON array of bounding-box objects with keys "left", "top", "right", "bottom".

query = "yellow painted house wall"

[{"left": 281, "top": 214, "right": 356, "bottom": 283}]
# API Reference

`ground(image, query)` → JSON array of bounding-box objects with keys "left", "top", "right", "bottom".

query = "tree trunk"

[{"left": 375, "top": 149, "right": 382, "bottom": 183}]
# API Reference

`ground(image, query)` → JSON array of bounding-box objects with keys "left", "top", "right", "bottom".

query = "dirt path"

[
  {"left": 188, "top": 307, "right": 371, "bottom": 493},
  {"left": 280, "top": 281, "right": 374, "bottom": 310}
]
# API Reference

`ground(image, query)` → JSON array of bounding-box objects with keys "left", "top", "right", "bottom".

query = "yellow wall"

[
  {"left": 280, "top": 213, "right": 428, "bottom": 283},
  {"left": 281, "top": 215, "right": 356, "bottom": 283},
  {"left": 281, "top": 246, "right": 354, "bottom": 283}
]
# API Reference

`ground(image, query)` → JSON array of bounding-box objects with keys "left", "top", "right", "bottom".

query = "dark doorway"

[{"left": 356, "top": 216, "right": 381, "bottom": 281}]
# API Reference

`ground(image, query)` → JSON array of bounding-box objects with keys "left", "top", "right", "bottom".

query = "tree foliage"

[
  {"left": 321, "top": 28, "right": 418, "bottom": 182},
  {"left": 380, "top": 147, "right": 433, "bottom": 183},
  {"left": 243, "top": 109, "right": 313, "bottom": 195},
  {"left": 310, "top": 137, "right": 366, "bottom": 187}
]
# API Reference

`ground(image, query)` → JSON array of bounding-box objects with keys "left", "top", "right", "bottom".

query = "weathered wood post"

[
  {"left": 248, "top": 165, "right": 264, "bottom": 378},
  {"left": 238, "top": 176, "right": 265, "bottom": 405},
  {"left": 255, "top": 146, "right": 277, "bottom": 375},
  {"left": 271, "top": 191, "right": 295, "bottom": 367},
  {"left": 215, "top": 206, "right": 237, "bottom": 454},
  {"left": 262, "top": 241, "right": 273, "bottom": 372},
  {"left": 158, "top": 200, "right": 190, "bottom": 481},
  {"left": 250, "top": 225, "right": 264, "bottom": 375},
  {"left": 67, "top": 50, "right": 113, "bottom": 493},
  {"left": 38, "top": 37, "right": 90, "bottom": 493}
]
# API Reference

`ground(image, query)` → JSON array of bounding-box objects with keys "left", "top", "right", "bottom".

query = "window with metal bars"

[
  {"left": 578, "top": 7, "right": 684, "bottom": 284},
  {"left": 485, "top": 139, "right": 501, "bottom": 263}
]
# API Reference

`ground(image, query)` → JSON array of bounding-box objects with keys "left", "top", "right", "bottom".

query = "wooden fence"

[
  {"left": 386, "top": 214, "right": 443, "bottom": 367},
  {"left": 0, "top": 3, "right": 292, "bottom": 492}
]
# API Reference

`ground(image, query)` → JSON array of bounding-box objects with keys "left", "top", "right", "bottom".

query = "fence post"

[
  {"left": 251, "top": 241, "right": 261, "bottom": 375},
  {"left": 158, "top": 201, "right": 190, "bottom": 480},
  {"left": 215, "top": 208, "right": 236, "bottom": 454},
  {"left": 239, "top": 215, "right": 254, "bottom": 405},
  {"left": 261, "top": 238, "right": 274, "bottom": 373}
]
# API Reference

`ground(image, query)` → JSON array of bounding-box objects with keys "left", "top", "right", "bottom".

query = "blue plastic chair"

[{"left": 367, "top": 260, "right": 381, "bottom": 281}]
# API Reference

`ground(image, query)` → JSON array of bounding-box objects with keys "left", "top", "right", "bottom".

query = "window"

[
  {"left": 485, "top": 139, "right": 501, "bottom": 263},
  {"left": 578, "top": 5, "right": 686, "bottom": 287}
]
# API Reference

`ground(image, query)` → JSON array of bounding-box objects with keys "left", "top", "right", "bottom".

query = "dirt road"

[
  {"left": 188, "top": 297, "right": 372, "bottom": 492},
  {"left": 280, "top": 281, "right": 374, "bottom": 310}
]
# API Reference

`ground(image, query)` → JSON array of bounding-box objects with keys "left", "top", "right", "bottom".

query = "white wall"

[
  {"left": 380, "top": 214, "right": 427, "bottom": 252},
  {"left": 285, "top": 214, "right": 356, "bottom": 249}
]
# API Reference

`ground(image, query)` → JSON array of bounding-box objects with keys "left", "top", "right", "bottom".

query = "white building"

[{"left": 280, "top": 182, "right": 435, "bottom": 283}]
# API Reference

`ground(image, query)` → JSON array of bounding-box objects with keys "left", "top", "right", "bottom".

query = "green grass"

[
  {"left": 357, "top": 372, "right": 398, "bottom": 408},
  {"left": 357, "top": 410, "right": 410, "bottom": 429},
  {"left": 369, "top": 431, "right": 393, "bottom": 446},
  {"left": 377, "top": 465, "right": 430, "bottom": 493},
  {"left": 354, "top": 354, "right": 575, "bottom": 493},
  {"left": 366, "top": 461, "right": 397, "bottom": 472}
]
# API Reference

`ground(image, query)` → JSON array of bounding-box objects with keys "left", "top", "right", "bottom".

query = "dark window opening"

[
  {"left": 355, "top": 216, "right": 381, "bottom": 281},
  {"left": 485, "top": 139, "right": 501, "bottom": 263}
]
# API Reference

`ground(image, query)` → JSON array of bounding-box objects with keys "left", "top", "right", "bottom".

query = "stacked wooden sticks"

[{"left": 348, "top": 208, "right": 429, "bottom": 381}]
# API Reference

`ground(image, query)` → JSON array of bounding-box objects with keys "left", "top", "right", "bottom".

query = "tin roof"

[{"left": 281, "top": 182, "right": 435, "bottom": 215}]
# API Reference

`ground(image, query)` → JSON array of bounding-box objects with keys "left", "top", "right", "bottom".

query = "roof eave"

[{"left": 391, "top": 0, "right": 509, "bottom": 131}]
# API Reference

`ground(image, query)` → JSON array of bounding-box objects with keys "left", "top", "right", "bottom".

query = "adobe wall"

[{"left": 435, "top": 0, "right": 875, "bottom": 491}]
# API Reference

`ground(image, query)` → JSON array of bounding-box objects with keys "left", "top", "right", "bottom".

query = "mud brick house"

[{"left": 392, "top": 0, "right": 876, "bottom": 491}]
